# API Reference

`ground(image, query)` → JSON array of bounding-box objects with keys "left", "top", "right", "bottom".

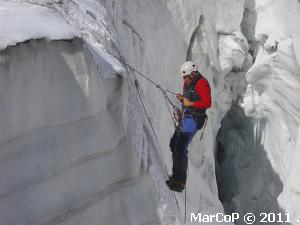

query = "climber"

[{"left": 166, "top": 61, "right": 211, "bottom": 192}]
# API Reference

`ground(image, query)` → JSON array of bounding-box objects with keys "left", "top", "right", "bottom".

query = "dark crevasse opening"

[{"left": 215, "top": 104, "right": 286, "bottom": 225}]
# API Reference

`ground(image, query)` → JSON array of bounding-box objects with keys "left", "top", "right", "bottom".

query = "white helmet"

[{"left": 180, "top": 61, "right": 198, "bottom": 77}]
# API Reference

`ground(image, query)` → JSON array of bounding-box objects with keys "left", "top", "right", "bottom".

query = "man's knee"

[
  {"left": 169, "top": 130, "right": 178, "bottom": 152},
  {"left": 173, "top": 132, "right": 192, "bottom": 155}
]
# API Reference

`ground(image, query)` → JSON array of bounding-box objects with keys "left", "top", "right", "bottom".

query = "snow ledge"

[{"left": 0, "top": 5, "right": 78, "bottom": 50}]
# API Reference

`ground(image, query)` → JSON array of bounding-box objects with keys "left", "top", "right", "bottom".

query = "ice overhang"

[
  {"left": 0, "top": 3, "right": 125, "bottom": 79},
  {"left": 0, "top": 4, "right": 77, "bottom": 50}
]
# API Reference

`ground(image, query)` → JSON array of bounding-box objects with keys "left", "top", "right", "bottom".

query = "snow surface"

[
  {"left": 1, "top": 0, "right": 300, "bottom": 225},
  {"left": 0, "top": 4, "right": 77, "bottom": 49}
]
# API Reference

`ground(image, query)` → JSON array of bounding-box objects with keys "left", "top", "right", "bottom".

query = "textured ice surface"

[
  {"left": 0, "top": 38, "right": 166, "bottom": 225},
  {"left": 1, "top": 0, "right": 300, "bottom": 224},
  {"left": 0, "top": 4, "right": 76, "bottom": 50},
  {"left": 218, "top": 0, "right": 300, "bottom": 224}
]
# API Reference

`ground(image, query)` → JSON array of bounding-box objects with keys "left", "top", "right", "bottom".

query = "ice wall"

[
  {"left": 0, "top": 38, "right": 166, "bottom": 225},
  {"left": 243, "top": 0, "right": 300, "bottom": 222},
  {"left": 0, "top": 1, "right": 184, "bottom": 224},
  {"left": 2, "top": 0, "right": 300, "bottom": 224},
  {"left": 0, "top": 0, "right": 252, "bottom": 224},
  {"left": 0, "top": 0, "right": 202, "bottom": 224},
  {"left": 217, "top": 0, "right": 300, "bottom": 224}
]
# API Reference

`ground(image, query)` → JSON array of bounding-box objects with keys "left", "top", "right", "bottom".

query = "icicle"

[{"left": 253, "top": 118, "right": 261, "bottom": 152}]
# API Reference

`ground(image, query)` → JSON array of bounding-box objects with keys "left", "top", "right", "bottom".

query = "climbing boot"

[{"left": 166, "top": 178, "right": 185, "bottom": 192}]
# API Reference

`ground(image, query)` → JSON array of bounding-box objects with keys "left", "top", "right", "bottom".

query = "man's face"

[{"left": 183, "top": 75, "right": 192, "bottom": 85}]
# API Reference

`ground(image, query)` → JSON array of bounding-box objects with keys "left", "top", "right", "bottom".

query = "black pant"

[
  {"left": 169, "top": 131, "right": 190, "bottom": 184},
  {"left": 169, "top": 113, "right": 206, "bottom": 184}
]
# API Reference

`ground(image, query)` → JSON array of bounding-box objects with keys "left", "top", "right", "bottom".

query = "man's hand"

[
  {"left": 176, "top": 93, "right": 183, "bottom": 102},
  {"left": 183, "top": 97, "right": 194, "bottom": 107}
]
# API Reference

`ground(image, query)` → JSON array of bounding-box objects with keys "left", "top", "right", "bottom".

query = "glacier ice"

[
  {"left": 1, "top": 0, "right": 300, "bottom": 225},
  {"left": 0, "top": 4, "right": 77, "bottom": 50}
]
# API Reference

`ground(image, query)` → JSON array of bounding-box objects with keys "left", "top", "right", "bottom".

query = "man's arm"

[{"left": 192, "top": 79, "right": 211, "bottom": 109}]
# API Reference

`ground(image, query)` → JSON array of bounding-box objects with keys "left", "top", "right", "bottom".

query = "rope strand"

[
  {"left": 61, "top": 2, "right": 184, "bottom": 219},
  {"left": 131, "top": 75, "right": 182, "bottom": 215},
  {"left": 106, "top": 50, "right": 177, "bottom": 95},
  {"left": 106, "top": 51, "right": 209, "bottom": 223},
  {"left": 185, "top": 187, "right": 187, "bottom": 224},
  {"left": 200, "top": 115, "right": 208, "bottom": 142}
]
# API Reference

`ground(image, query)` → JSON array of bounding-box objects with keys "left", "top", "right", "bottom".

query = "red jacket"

[{"left": 183, "top": 77, "right": 211, "bottom": 109}]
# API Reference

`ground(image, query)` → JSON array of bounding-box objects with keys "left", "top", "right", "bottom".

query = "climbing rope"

[
  {"left": 104, "top": 50, "right": 180, "bottom": 128},
  {"left": 107, "top": 50, "right": 177, "bottom": 96},
  {"left": 107, "top": 51, "right": 210, "bottom": 224},
  {"left": 185, "top": 187, "right": 187, "bottom": 223},
  {"left": 200, "top": 114, "right": 208, "bottom": 142},
  {"left": 130, "top": 71, "right": 182, "bottom": 216},
  {"left": 183, "top": 115, "right": 208, "bottom": 224},
  {"left": 132, "top": 76, "right": 170, "bottom": 179},
  {"left": 60, "top": 1, "right": 186, "bottom": 220},
  {"left": 105, "top": 50, "right": 182, "bottom": 214},
  {"left": 66, "top": 0, "right": 180, "bottom": 130},
  {"left": 158, "top": 86, "right": 181, "bottom": 129}
]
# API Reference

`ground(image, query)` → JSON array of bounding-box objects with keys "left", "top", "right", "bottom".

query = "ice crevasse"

[{"left": 0, "top": 0, "right": 300, "bottom": 225}]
